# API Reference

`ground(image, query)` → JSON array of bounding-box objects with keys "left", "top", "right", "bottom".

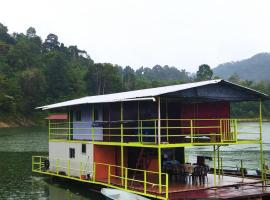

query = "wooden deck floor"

[
  {"left": 167, "top": 174, "right": 261, "bottom": 193},
  {"left": 97, "top": 173, "right": 267, "bottom": 199}
]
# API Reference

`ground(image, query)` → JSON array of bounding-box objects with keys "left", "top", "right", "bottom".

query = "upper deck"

[
  {"left": 48, "top": 117, "right": 262, "bottom": 147},
  {"left": 39, "top": 79, "right": 268, "bottom": 147}
]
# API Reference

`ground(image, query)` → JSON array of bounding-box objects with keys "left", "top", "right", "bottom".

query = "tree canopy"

[{"left": 0, "top": 22, "right": 269, "bottom": 122}]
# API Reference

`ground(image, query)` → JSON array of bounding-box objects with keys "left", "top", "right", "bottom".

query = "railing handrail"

[
  {"left": 32, "top": 156, "right": 168, "bottom": 199},
  {"left": 48, "top": 117, "right": 261, "bottom": 144}
]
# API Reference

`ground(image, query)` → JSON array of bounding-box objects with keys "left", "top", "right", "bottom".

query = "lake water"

[{"left": 0, "top": 123, "right": 269, "bottom": 199}]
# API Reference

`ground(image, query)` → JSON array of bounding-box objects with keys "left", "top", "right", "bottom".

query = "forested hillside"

[
  {"left": 213, "top": 53, "right": 270, "bottom": 81},
  {"left": 0, "top": 22, "right": 270, "bottom": 125},
  {"left": 0, "top": 23, "right": 192, "bottom": 122}
]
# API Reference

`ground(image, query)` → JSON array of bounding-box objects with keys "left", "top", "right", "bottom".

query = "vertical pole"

[
  {"left": 158, "top": 97, "right": 161, "bottom": 145},
  {"left": 121, "top": 102, "right": 124, "bottom": 185},
  {"left": 166, "top": 173, "right": 169, "bottom": 199},
  {"left": 158, "top": 147, "right": 162, "bottom": 193},
  {"left": 91, "top": 105, "right": 95, "bottom": 141},
  {"left": 125, "top": 168, "right": 128, "bottom": 190},
  {"left": 259, "top": 99, "right": 264, "bottom": 182},
  {"left": 144, "top": 170, "right": 147, "bottom": 194},
  {"left": 213, "top": 145, "right": 216, "bottom": 186}
]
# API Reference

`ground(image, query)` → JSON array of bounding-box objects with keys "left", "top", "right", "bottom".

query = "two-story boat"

[{"left": 32, "top": 79, "right": 270, "bottom": 199}]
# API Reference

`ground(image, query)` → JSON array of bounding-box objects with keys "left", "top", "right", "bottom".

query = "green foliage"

[
  {"left": 196, "top": 64, "right": 213, "bottom": 81},
  {"left": 0, "top": 22, "right": 270, "bottom": 121}
]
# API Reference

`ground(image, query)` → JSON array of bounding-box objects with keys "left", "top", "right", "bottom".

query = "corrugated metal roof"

[{"left": 37, "top": 79, "right": 269, "bottom": 110}]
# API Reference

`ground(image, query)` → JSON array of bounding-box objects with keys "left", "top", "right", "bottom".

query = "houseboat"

[{"left": 32, "top": 79, "right": 270, "bottom": 199}]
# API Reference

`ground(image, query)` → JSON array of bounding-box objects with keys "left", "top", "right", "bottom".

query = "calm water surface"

[
  {"left": 0, "top": 127, "right": 105, "bottom": 200},
  {"left": 0, "top": 123, "right": 269, "bottom": 199}
]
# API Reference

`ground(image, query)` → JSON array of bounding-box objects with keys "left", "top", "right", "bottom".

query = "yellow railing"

[
  {"left": 48, "top": 118, "right": 261, "bottom": 145},
  {"left": 32, "top": 156, "right": 169, "bottom": 199}
]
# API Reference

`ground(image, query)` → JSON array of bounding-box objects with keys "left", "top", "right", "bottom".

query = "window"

[
  {"left": 75, "top": 111, "right": 82, "bottom": 121},
  {"left": 69, "top": 148, "right": 75, "bottom": 158},
  {"left": 82, "top": 144, "right": 86, "bottom": 154}
]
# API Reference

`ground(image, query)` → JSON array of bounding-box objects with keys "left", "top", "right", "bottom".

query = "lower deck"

[{"left": 32, "top": 155, "right": 269, "bottom": 199}]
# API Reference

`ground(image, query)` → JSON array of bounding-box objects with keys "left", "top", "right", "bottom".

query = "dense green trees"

[{"left": 0, "top": 22, "right": 269, "bottom": 122}]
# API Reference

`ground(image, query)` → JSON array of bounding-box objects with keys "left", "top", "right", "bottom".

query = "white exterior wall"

[{"left": 49, "top": 142, "right": 94, "bottom": 178}]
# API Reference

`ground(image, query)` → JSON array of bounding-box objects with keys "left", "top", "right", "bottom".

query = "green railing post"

[
  {"left": 166, "top": 173, "right": 169, "bottom": 199},
  {"left": 125, "top": 168, "right": 128, "bottom": 190},
  {"left": 220, "top": 119, "right": 223, "bottom": 142},
  {"left": 108, "top": 165, "right": 111, "bottom": 184},
  {"left": 144, "top": 170, "right": 147, "bottom": 194}
]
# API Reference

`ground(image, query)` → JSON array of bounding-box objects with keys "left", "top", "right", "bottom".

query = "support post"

[
  {"left": 144, "top": 170, "right": 147, "bottom": 194},
  {"left": 213, "top": 145, "right": 216, "bottom": 186},
  {"left": 125, "top": 168, "right": 128, "bottom": 190},
  {"left": 158, "top": 147, "right": 162, "bottom": 193}
]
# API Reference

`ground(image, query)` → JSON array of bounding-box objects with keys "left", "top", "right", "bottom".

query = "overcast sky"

[{"left": 1, "top": 0, "right": 270, "bottom": 72}]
